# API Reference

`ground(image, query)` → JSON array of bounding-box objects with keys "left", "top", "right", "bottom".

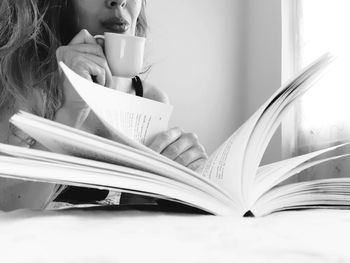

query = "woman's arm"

[
  {"left": 54, "top": 29, "right": 112, "bottom": 130},
  {"left": 0, "top": 113, "right": 57, "bottom": 211}
]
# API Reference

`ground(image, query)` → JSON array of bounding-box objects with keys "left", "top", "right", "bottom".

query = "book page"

[
  {"left": 59, "top": 62, "right": 173, "bottom": 146},
  {"left": 252, "top": 143, "right": 350, "bottom": 203}
]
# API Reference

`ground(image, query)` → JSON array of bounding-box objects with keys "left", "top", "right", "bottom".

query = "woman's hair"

[{"left": 0, "top": 0, "right": 148, "bottom": 119}]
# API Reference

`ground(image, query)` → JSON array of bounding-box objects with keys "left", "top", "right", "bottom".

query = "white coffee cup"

[{"left": 95, "top": 33, "right": 146, "bottom": 78}]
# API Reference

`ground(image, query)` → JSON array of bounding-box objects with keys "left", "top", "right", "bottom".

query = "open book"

[{"left": 1, "top": 53, "right": 350, "bottom": 217}]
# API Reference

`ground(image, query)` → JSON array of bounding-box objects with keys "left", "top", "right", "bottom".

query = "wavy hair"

[{"left": 0, "top": 0, "right": 148, "bottom": 119}]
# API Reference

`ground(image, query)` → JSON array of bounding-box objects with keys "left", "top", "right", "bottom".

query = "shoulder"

[
  {"left": 142, "top": 81, "right": 170, "bottom": 104},
  {"left": 0, "top": 103, "right": 36, "bottom": 147},
  {"left": 0, "top": 106, "right": 17, "bottom": 145},
  {"left": 0, "top": 108, "right": 11, "bottom": 144}
]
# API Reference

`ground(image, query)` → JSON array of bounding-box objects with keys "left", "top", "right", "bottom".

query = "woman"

[{"left": 0, "top": 0, "right": 208, "bottom": 210}]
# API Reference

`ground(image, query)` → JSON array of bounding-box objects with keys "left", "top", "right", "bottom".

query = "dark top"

[{"left": 54, "top": 76, "right": 144, "bottom": 203}]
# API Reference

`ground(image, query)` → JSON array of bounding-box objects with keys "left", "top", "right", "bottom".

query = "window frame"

[
  {"left": 281, "top": 0, "right": 302, "bottom": 158},
  {"left": 281, "top": 0, "right": 302, "bottom": 82}
]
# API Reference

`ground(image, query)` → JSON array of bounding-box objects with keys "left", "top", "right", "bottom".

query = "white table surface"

[{"left": 0, "top": 208, "right": 349, "bottom": 263}]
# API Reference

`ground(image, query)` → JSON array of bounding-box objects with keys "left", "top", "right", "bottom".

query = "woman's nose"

[{"left": 105, "top": 0, "right": 126, "bottom": 8}]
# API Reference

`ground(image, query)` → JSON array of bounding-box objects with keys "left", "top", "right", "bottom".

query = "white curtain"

[{"left": 282, "top": 0, "right": 350, "bottom": 181}]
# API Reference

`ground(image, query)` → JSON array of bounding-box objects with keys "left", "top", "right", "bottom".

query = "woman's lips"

[{"left": 101, "top": 17, "right": 130, "bottom": 33}]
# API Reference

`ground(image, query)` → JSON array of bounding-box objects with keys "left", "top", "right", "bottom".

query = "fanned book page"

[
  {"left": 59, "top": 62, "right": 173, "bottom": 150},
  {"left": 201, "top": 54, "right": 336, "bottom": 206},
  {"left": 9, "top": 112, "right": 235, "bottom": 215}
]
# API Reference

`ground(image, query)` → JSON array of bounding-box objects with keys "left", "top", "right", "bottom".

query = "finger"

[
  {"left": 56, "top": 45, "right": 71, "bottom": 63},
  {"left": 59, "top": 49, "right": 111, "bottom": 86},
  {"left": 57, "top": 47, "right": 91, "bottom": 79},
  {"left": 70, "top": 51, "right": 113, "bottom": 87},
  {"left": 95, "top": 38, "right": 105, "bottom": 49},
  {"left": 79, "top": 53, "right": 112, "bottom": 86},
  {"left": 187, "top": 158, "right": 207, "bottom": 172},
  {"left": 174, "top": 146, "right": 207, "bottom": 167},
  {"left": 161, "top": 134, "right": 197, "bottom": 160},
  {"left": 87, "top": 55, "right": 112, "bottom": 87},
  {"left": 69, "top": 43, "right": 106, "bottom": 59},
  {"left": 148, "top": 127, "right": 183, "bottom": 153},
  {"left": 70, "top": 56, "right": 107, "bottom": 86},
  {"left": 69, "top": 29, "right": 97, "bottom": 45},
  {"left": 93, "top": 35, "right": 106, "bottom": 52}
]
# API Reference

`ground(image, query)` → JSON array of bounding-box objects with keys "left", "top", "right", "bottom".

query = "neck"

[{"left": 111, "top": 76, "right": 134, "bottom": 94}]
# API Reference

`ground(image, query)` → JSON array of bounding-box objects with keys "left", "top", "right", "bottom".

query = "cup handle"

[
  {"left": 94, "top": 35, "right": 105, "bottom": 48},
  {"left": 93, "top": 35, "right": 105, "bottom": 40}
]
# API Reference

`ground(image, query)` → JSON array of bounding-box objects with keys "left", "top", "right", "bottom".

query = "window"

[
  {"left": 284, "top": 0, "right": 350, "bottom": 74},
  {"left": 282, "top": 0, "right": 350, "bottom": 181}
]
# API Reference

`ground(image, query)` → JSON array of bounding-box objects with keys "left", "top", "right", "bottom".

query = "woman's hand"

[
  {"left": 148, "top": 127, "right": 208, "bottom": 171},
  {"left": 55, "top": 29, "right": 112, "bottom": 128},
  {"left": 56, "top": 29, "right": 112, "bottom": 88}
]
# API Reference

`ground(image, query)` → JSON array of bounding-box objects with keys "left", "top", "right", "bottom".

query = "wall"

[
  {"left": 146, "top": 0, "right": 244, "bottom": 154},
  {"left": 241, "top": 0, "right": 282, "bottom": 164},
  {"left": 146, "top": 0, "right": 282, "bottom": 162}
]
